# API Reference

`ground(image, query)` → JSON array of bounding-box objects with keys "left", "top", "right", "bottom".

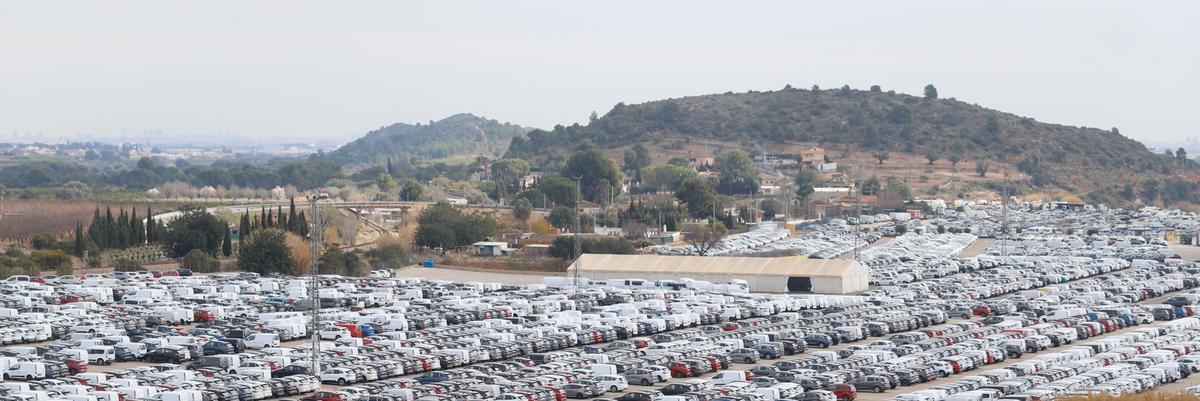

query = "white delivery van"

[
  {"left": 245, "top": 333, "right": 280, "bottom": 349},
  {"left": 85, "top": 346, "right": 116, "bottom": 365},
  {"left": 5, "top": 361, "right": 49, "bottom": 380}
]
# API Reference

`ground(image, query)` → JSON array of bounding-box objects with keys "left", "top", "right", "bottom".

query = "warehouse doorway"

[{"left": 787, "top": 277, "right": 812, "bottom": 292}]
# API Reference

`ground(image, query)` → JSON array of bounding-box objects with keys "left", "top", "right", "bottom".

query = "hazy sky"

[{"left": 1, "top": 1, "right": 1196, "bottom": 145}]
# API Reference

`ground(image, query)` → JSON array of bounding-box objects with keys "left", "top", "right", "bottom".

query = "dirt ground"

[
  {"left": 1171, "top": 244, "right": 1200, "bottom": 261},
  {"left": 956, "top": 238, "right": 998, "bottom": 258}
]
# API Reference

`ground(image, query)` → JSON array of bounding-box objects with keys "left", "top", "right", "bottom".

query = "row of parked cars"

[
  {"left": 5, "top": 205, "right": 1200, "bottom": 401},
  {"left": 650, "top": 223, "right": 876, "bottom": 259}
]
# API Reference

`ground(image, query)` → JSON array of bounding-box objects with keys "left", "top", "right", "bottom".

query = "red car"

[
  {"left": 972, "top": 306, "right": 992, "bottom": 317},
  {"left": 63, "top": 358, "right": 88, "bottom": 374},
  {"left": 829, "top": 384, "right": 857, "bottom": 401},
  {"left": 194, "top": 310, "right": 215, "bottom": 322},
  {"left": 668, "top": 361, "right": 693, "bottom": 378},
  {"left": 301, "top": 392, "right": 346, "bottom": 401},
  {"left": 335, "top": 323, "right": 363, "bottom": 338}
]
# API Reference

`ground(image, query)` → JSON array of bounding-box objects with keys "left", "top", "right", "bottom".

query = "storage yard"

[{"left": 5, "top": 204, "right": 1200, "bottom": 401}]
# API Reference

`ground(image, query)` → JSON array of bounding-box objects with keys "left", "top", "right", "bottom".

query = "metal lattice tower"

[
  {"left": 853, "top": 166, "right": 863, "bottom": 260},
  {"left": 572, "top": 177, "right": 583, "bottom": 297},
  {"left": 1001, "top": 169, "right": 1009, "bottom": 257},
  {"left": 306, "top": 197, "right": 325, "bottom": 375}
]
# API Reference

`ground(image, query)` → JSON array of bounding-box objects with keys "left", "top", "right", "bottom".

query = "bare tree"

[
  {"left": 623, "top": 221, "right": 649, "bottom": 241},
  {"left": 685, "top": 222, "right": 728, "bottom": 256}
]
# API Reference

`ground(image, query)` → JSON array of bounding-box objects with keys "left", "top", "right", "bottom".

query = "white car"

[
  {"left": 319, "top": 326, "right": 352, "bottom": 340},
  {"left": 593, "top": 375, "right": 628, "bottom": 392},
  {"left": 319, "top": 367, "right": 358, "bottom": 385}
]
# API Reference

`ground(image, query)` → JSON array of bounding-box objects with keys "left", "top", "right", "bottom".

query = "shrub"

[
  {"left": 548, "top": 236, "right": 635, "bottom": 259},
  {"left": 238, "top": 229, "right": 294, "bottom": 275},
  {"left": 31, "top": 250, "right": 72, "bottom": 274},
  {"left": 114, "top": 258, "right": 143, "bottom": 272},
  {"left": 31, "top": 234, "right": 57, "bottom": 250},
  {"left": 181, "top": 249, "right": 220, "bottom": 273},
  {"left": 364, "top": 236, "right": 408, "bottom": 270}
]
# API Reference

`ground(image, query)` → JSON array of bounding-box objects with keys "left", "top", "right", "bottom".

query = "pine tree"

[
  {"left": 74, "top": 222, "right": 84, "bottom": 258},
  {"left": 222, "top": 225, "right": 232, "bottom": 257}
]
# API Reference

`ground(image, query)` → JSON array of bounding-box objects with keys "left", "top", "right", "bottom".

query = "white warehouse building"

[{"left": 569, "top": 254, "right": 869, "bottom": 294}]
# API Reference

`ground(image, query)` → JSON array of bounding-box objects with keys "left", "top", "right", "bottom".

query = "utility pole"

[
  {"left": 572, "top": 177, "right": 583, "bottom": 298},
  {"left": 1001, "top": 169, "right": 1009, "bottom": 257},
  {"left": 0, "top": 194, "right": 22, "bottom": 221},
  {"left": 306, "top": 196, "right": 325, "bottom": 375},
  {"left": 854, "top": 166, "right": 863, "bottom": 260}
]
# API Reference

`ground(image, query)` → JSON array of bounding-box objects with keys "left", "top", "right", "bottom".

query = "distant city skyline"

[{"left": 1, "top": 1, "right": 1196, "bottom": 146}]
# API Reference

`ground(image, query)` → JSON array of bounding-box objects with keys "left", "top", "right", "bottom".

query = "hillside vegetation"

[
  {"left": 323, "top": 113, "right": 531, "bottom": 167},
  {"left": 506, "top": 86, "right": 1196, "bottom": 205}
]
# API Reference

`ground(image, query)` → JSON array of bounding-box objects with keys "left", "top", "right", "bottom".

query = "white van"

[
  {"left": 245, "top": 333, "right": 280, "bottom": 349},
  {"left": 157, "top": 390, "right": 204, "bottom": 401},
  {"left": 86, "top": 346, "right": 116, "bottom": 365},
  {"left": 709, "top": 371, "right": 751, "bottom": 385},
  {"left": 5, "top": 361, "right": 48, "bottom": 380}
]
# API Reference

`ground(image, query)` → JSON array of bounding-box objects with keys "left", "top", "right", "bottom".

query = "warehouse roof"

[{"left": 572, "top": 254, "right": 865, "bottom": 277}]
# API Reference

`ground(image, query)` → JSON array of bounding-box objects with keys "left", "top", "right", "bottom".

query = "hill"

[
  {"left": 506, "top": 86, "right": 1196, "bottom": 204},
  {"left": 323, "top": 113, "right": 532, "bottom": 166}
]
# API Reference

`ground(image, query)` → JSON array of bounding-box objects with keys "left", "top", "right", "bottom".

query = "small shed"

[{"left": 471, "top": 241, "right": 512, "bottom": 256}]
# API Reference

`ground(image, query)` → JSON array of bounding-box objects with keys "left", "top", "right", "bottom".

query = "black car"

[
  {"left": 749, "top": 365, "right": 779, "bottom": 377},
  {"left": 805, "top": 334, "right": 833, "bottom": 348},
  {"left": 146, "top": 348, "right": 186, "bottom": 363},
  {"left": 661, "top": 383, "right": 702, "bottom": 396},
  {"left": 272, "top": 365, "right": 311, "bottom": 378},
  {"left": 616, "top": 392, "right": 663, "bottom": 401},
  {"left": 893, "top": 369, "right": 922, "bottom": 385}
]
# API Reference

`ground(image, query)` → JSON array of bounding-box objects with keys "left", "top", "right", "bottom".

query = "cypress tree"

[
  {"left": 74, "top": 222, "right": 84, "bottom": 258},
  {"left": 116, "top": 209, "right": 129, "bottom": 248},
  {"left": 266, "top": 209, "right": 274, "bottom": 228},
  {"left": 288, "top": 198, "right": 298, "bottom": 232},
  {"left": 104, "top": 207, "right": 115, "bottom": 248},
  {"left": 297, "top": 211, "right": 309, "bottom": 237},
  {"left": 277, "top": 206, "right": 285, "bottom": 229},
  {"left": 239, "top": 212, "right": 251, "bottom": 242},
  {"left": 130, "top": 208, "right": 143, "bottom": 244},
  {"left": 386, "top": 158, "right": 394, "bottom": 176},
  {"left": 222, "top": 225, "right": 232, "bottom": 257},
  {"left": 89, "top": 208, "right": 104, "bottom": 248},
  {"left": 146, "top": 207, "right": 155, "bottom": 243},
  {"left": 260, "top": 207, "right": 267, "bottom": 228}
]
